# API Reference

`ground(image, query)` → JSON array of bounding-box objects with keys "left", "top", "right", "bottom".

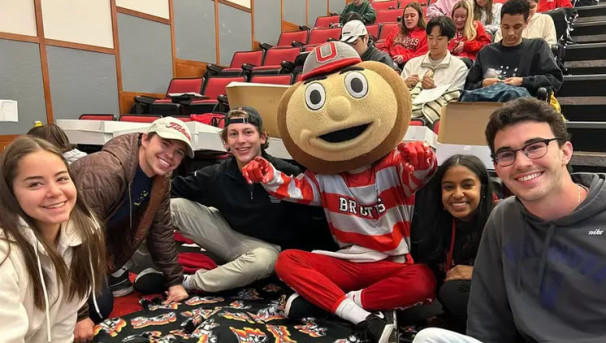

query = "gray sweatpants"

[{"left": 170, "top": 198, "right": 281, "bottom": 292}]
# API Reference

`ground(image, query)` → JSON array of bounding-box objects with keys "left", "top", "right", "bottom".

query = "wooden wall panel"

[
  {"left": 0, "top": 135, "right": 19, "bottom": 151},
  {"left": 281, "top": 20, "right": 301, "bottom": 32},
  {"left": 119, "top": 91, "right": 165, "bottom": 115},
  {"left": 175, "top": 59, "right": 207, "bottom": 78}
]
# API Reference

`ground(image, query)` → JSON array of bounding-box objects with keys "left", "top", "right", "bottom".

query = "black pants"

[
  {"left": 88, "top": 281, "right": 114, "bottom": 323},
  {"left": 438, "top": 279, "right": 470, "bottom": 333}
]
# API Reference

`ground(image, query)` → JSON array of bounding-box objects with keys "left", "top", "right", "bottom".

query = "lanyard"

[{"left": 445, "top": 218, "right": 456, "bottom": 273}]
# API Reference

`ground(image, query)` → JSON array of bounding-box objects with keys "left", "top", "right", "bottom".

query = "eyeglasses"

[{"left": 492, "top": 138, "right": 561, "bottom": 167}]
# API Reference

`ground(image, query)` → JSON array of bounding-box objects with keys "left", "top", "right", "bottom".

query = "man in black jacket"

[
  {"left": 171, "top": 106, "right": 334, "bottom": 293},
  {"left": 464, "top": 0, "right": 563, "bottom": 95},
  {"left": 341, "top": 20, "right": 396, "bottom": 69}
]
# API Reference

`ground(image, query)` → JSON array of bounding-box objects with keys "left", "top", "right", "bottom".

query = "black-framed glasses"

[{"left": 492, "top": 138, "right": 562, "bottom": 167}]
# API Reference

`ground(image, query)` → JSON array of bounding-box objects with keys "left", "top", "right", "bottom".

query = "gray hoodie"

[{"left": 468, "top": 173, "right": 606, "bottom": 343}]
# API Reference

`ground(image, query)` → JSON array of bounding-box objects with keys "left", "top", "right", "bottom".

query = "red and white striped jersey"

[{"left": 262, "top": 148, "right": 437, "bottom": 262}]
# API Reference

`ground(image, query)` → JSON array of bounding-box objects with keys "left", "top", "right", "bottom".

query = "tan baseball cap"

[{"left": 147, "top": 117, "right": 195, "bottom": 158}]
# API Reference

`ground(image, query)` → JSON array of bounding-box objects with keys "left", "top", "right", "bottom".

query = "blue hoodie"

[{"left": 467, "top": 173, "right": 606, "bottom": 342}]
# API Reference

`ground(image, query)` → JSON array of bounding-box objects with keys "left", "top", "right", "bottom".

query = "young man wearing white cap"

[
  {"left": 70, "top": 116, "right": 191, "bottom": 342},
  {"left": 341, "top": 19, "right": 395, "bottom": 68}
]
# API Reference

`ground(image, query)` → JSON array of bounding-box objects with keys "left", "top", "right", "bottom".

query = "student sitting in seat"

[
  {"left": 341, "top": 20, "right": 395, "bottom": 68},
  {"left": 381, "top": 3, "right": 428, "bottom": 68},
  {"left": 494, "top": 0, "right": 557, "bottom": 45},
  {"left": 473, "top": 0, "right": 503, "bottom": 36},
  {"left": 411, "top": 154, "right": 495, "bottom": 333},
  {"left": 465, "top": 0, "right": 563, "bottom": 95},
  {"left": 450, "top": 0, "right": 492, "bottom": 61},
  {"left": 340, "top": 0, "right": 376, "bottom": 25},
  {"left": 401, "top": 17, "right": 469, "bottom": 125}
]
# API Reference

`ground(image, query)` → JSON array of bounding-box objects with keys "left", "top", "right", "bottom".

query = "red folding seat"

[
  {"left": 372, "top": 0, "right": 398, "bottom": 10},
  {"left": 208, "top": 50, "right": 264, "bottom": 76},
  {"left": 145, "top": 77, "right": 204, "bottom": 116},
  {"left": 250, "top": 74, "right": 294, "bottom": 85},
  {"left": 79, "top": 114, "right": 115, "bottom": 121},
  {"left": 188, "top": 75, "right": 247, "bottom": 114},
  {"left": 277, "top": 30, "right": 309, "bottom": 47},
  {"left": 376, "top": 9, "right": 402, "bottom": 23},
  {"left": 366, "top": 24, "right": 380, "bottom": 41},
  {"left": 250, "top": 47, "right": 301, "bottom": 74},
  {"left": 305, "top": 27, "right": 342, "bottom": 48},
  {"left": 314, "top": 15, "right": 340, "bottom": 29},
  {"left": 119, "top": 115, "right": 162, "bottom": 123}
]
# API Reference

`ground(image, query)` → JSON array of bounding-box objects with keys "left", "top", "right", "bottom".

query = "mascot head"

[{"left": 277, "top": 42, "right": 411, "bottom": 174}]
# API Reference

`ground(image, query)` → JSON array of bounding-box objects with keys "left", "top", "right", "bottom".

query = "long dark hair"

[
  {"left": 27, "top": 124, "right": 74, "bottom": 153},
  {"left": 400, "top": 2, "right": 426, "bottom": 36},
  {"left": 0, "top": 136, "right": 106, "bottom": 310},
  {"left": 411, "top": 154, "right": 494, "bottom": 270}
]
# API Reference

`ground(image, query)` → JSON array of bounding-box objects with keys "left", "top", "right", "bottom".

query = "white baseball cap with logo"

[
  {"left": 147, "top": 116, "right": 195, "bottom": 158},
  {"left": 340, "top": 20, "right": 368, "bottom": 43}
]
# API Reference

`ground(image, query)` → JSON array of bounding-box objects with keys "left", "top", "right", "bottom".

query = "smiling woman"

[
  {"left": 410, "top": 154, "right": 495, "bottom": 332},
  {"left": 0, "top": 136, "right": 106, "bottom": 342}
]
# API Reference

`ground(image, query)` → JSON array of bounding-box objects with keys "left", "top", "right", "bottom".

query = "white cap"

[
  {"left": 147, "top": 117, "right": 195, "bottom": 158},
  {"left": 340, "top": 20, "right": 368, "bottom": 43}
]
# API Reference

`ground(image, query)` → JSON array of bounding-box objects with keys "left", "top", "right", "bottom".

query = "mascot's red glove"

[
  {"left": 397, "top": 141, "right": 433, "bottom": 173},
  {"left": 242, "top": 156, "right": 274, "bottom": 184}
]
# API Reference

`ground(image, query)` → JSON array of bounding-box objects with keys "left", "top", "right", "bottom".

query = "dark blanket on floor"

[{"left": 92, "top": 278, "right": 362, "bottom": 343}]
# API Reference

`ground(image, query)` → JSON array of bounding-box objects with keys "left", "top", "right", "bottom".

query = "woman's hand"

[{"left": 445, "top": 265, "right": 473, "bottom": 282}]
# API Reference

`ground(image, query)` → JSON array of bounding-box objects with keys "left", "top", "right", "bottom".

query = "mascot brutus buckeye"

[{"left": 243, "top": 42, "right": 437, "bottom": 343}]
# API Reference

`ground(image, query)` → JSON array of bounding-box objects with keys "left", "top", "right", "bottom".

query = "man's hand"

[
  {"left": 393, "top": 55, "right": 404, "bottom": 64},
  {"left": 482, "top": 78, "right": 501, "bottom": 87},
  {"left": 397, "top": 141, "right": 433, "bottom": 173},
  {"left": 164, "top": 284, "right": 188, "bottom": 305},
  {"left": 445, "top": 265, "right": 474, "bottom": 282},
  {"left": 452, "top": 41, "right": 464, "bottom": 54},
  {"left": 242, "top": 156, "right": 274, "bottom": 184},
  {"left": 504, "top": 77, "right": 523, "bottom": 86},
  {"left": 74, "top": 318, "right": 94, "bottom": 343},
  {"left": 421, "top": 73, "right": 436, "bottom": 89},
  {"left": 405, "top": 74, "right": 420, "bottom": 88}
]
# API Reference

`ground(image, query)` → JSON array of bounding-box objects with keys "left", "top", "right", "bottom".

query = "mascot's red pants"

[{"left": 275, "top": 249, "right": 436, "bottom": 313}]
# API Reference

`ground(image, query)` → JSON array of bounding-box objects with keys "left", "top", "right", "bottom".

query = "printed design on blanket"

[
  {"left": 131, "top": 312, "right": 177, "bottom": 329},
  {"left": 92, "top": 279, "right": 363, "bottom": 343},
  {"left": 93, "top": 317, "right": 127, "bottom": 337},
  {"left": 230, "top": 327, "right": 268, "bottom": 343}
]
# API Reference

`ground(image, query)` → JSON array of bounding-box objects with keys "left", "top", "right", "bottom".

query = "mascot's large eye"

[
  {"left": 344, "top": 72, "right": 368, "bottom": 99},
  {"left": 305, "top": 83, "right": 326, "bottom": 111}
]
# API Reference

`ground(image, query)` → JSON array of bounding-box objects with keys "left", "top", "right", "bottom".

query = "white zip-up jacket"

[{"left": 0, "top": 220, "right": 90, "bottom": 343}]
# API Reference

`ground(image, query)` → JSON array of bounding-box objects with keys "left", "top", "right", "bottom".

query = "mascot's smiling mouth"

[{"left": 318, "top": 123, "right": 370, "bottom": 143}]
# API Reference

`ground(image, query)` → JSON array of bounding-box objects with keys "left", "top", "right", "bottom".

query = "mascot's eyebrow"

[
  {"left": 303, "top": 75, "right": 327, "bottom": 84},
  {"left": 339, "top": 66, "right": 365, "bottom": 74}
]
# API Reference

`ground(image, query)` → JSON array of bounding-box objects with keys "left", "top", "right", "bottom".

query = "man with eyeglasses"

[{"left": 410, "top": 97, "right": 606, "bottom": 343}]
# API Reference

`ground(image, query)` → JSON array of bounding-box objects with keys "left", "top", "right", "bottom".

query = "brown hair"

[
  {"left": 452, "top": 0, "right": 478, "bottom": 40},
  {"left": 485, "top": 98, "right": 570, "bottom": 154},
  {"left": 27, "top": 124, "right": 74, "bottom": 153},
  {"left": 0, "top": 136, "right": 106, "bottom": 310},
  {"left": 474, "top": 0, "right": 495, "bottom": 26},
  {"left": 220, "top": 110, "right": 270, "bottom": 149},
  {"left": 400, "top": 2, "right": 426, "bottom": 36}
]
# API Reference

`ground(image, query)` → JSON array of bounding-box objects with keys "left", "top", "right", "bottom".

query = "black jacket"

[
  {"left": 361, "top": 45, "right": 395, "bottom": 69},
  {"left": 171, "top": 153, "right": 336, "bottom": 251}
]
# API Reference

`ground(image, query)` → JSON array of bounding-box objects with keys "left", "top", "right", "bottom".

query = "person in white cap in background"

[
  {"left": 341, "top": 19, "right": 396, "bottom": 69},
  {"left": 70, "top": 116, "right": 191, "bottom": 342}
]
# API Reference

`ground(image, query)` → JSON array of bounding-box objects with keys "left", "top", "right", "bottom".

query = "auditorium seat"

[
  {"left": 314, "top": 15, "right": 340, "bottom": 29},
  {"left": 376, "top": 9, "right": 402, "bottom": 24}
]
